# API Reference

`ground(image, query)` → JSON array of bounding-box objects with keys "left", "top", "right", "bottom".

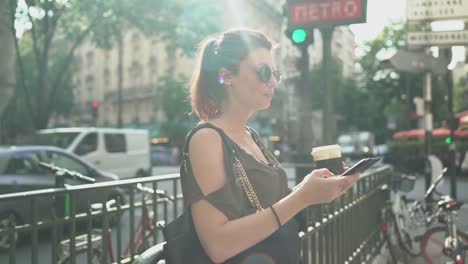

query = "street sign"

[
  {"left": 381, "top": 50, "right": 449, "bottom": 75},
  {"left": 407, "top": 30, "right": 468, "bottom": 47},
  {"left": 288, "top": 0, "right": 367, "bottom": 28},
  {"left": 407, "top": 0, "right": 468, "bottom": 21}
]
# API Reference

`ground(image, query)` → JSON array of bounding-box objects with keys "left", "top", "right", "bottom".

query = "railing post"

[{"left": 54, "top": 170, "right": 66, "bottom": 261}]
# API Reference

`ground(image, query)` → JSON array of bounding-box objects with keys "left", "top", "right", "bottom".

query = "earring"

[{"left": 218, "top": 75, "right": 225, "bottom": 84}]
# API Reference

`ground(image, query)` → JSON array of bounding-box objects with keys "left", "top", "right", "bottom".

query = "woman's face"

[{"left": 226, "top": 47, "right": 279, "bottom": 112}]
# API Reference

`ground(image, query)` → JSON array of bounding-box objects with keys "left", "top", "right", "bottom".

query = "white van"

[{"left": 37, "top": 127, "right": 151, "bottom": 179}]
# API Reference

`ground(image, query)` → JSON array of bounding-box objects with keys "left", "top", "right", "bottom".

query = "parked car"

[
  {"left": 0, "top": 146, "right": 124, "bottom": 249},
  {"left": 37, "top": 127, "right": 152, "bottom": 179}
]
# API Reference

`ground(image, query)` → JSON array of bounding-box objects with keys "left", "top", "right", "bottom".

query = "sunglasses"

[{"left": 256, "top": 64, "right": 281, "bottom": 84}]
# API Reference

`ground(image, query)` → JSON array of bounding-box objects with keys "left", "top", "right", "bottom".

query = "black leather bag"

[
  {"left": 161, "top": 124, "right": 236, "bottom": 264},
  {"left": 162, "top": 207, "right": 211, "bottom": 264}
]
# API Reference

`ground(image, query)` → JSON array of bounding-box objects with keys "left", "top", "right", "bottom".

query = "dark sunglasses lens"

[{"left": 257, "top": 66, "right": 271, "bottom": 83}]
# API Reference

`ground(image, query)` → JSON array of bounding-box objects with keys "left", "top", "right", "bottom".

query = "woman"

[{"left": 182, "top": 28, "right": 360, "bottom": 263}]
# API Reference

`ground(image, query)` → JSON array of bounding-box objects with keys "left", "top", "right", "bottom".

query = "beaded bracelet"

[{"left": 269, "top": 205, "right": 281, "bottom": 228}]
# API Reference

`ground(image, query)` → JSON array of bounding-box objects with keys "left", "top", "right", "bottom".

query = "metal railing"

[
  {"left": 299, "top": 165, "right": 391, "bottom": 264},
  {"left": 0, "top": 174, "right": 181, "bottom": 264},
  {"left": 0, "top": 164, "right": 391, "bottom": 264}
]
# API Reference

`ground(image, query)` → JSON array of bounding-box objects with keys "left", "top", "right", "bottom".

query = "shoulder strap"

[
  {"left": 182, "top": 123, "right": 264, "bottom": 212},
  {"left": 183, "top": 123, "right": 236, "bottom": 157},
  {"left": 182, "top": 123, "right": 237, "bottom": 181}
]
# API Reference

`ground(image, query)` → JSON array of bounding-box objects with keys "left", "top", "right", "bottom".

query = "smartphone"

[{"left": 341, "top": 157, "right": 381, "bottom": 176}]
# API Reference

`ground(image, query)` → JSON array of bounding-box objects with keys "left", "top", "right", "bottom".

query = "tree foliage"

[
  {"left": 158, "top": 71, "right": 194, "bottom": 150},
  {"left": 3, "top": 0, "right": 219, "bottom": 141},
  {"left": 355, "top": 20, "right": 449, "bottom": 143}
]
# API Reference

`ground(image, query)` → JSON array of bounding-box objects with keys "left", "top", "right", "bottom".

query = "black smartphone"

[{"left": 341, "top": 157, "right": 381, "bottom": 176}]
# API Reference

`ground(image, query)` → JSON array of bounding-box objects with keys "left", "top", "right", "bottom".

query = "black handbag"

[
  {"left": 163, "top": 123, "right": 239, "bottom": 264},
  {"left": 161, "top": 207, "right": 211, "bottom": 264}
]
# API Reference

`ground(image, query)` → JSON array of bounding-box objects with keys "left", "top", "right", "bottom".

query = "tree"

[
  {"left": 357, "top": 20, "right": 449, "bottom": 143},
  {"left": 0, "top": 1, "right": 16, "bottom": 143},
  {"left": 1, "top": 37, "right": 74, "bottom": 141},
  {"left": 5, "top": 0, "right": 219, "bottom": 134},
  {"left": 158, "top": 71, "right": 194, "bottom": 153}
]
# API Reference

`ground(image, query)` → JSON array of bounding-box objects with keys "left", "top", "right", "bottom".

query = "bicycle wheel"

[
  {"left": 421, "top": 226, "right": 468, "bottom": 264},
  {"left": 394, "top": 202, "right": 422, "bottom": 256},
  {"left": 386, "top": 211, "right": 411, "bottom": 264},
  {"left": 60, "top": 248, "right": 102, "bottom": 264}
]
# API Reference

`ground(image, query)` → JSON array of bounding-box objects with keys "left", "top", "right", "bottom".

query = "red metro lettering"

[{"left": 291, "top": 0, "right": 363, "bottom": 25}]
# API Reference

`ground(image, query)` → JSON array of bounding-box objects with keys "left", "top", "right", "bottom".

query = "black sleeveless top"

[{"left": 180, "top": 123, "right": 301, "bottom": 264}]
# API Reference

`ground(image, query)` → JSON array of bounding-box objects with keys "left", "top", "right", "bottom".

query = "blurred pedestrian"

[{"left": 181, "top": 28, "right": 360, "bottom": 263}]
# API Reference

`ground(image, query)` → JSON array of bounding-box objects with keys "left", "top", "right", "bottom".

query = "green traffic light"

[
  {"left": 445, "top": 137, "right": 452, "bottom": 144},
  {"left": 291, "top": 29, "right": 307, "bottom": 44}
]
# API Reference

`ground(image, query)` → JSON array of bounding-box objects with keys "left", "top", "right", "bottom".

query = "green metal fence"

[
  {"left": 299, "top": 165, "right": 391, "bottom": 264},
  {"left": 0, "top": 174, "right": 182, "bottom": 264},
  {"left": 0, "top": 165, "right": 391, "bottom": 264}
]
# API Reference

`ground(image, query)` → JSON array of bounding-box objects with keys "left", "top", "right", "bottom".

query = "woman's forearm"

[{"left": 199, "top": 191, "right": 305, "bottom": 263}]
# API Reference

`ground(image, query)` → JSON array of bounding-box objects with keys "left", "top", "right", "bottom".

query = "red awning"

[{"left": 392, "top": 128, "right": 468, "bottom": 140}]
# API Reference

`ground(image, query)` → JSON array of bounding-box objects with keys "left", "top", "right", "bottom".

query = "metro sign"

[{"left": 288, "top": 0, "right": 367, "bottom": 27}]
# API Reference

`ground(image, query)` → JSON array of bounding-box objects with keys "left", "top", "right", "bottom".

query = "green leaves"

[{"left": 6, "top": 0, "right": 220, "bottom": 138}]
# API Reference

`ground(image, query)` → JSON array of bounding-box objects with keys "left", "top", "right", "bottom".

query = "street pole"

[
  {"left": 423, "top": 66, "right": 433, "bottom": 198},
  {"left": 406, "top": 73, "right": 412, "bottom": 130},
  {"left": 442, "top": 47, "right": 457, "bottom": 199},
  {"left": 298, "top": 44, "right": 310, "bottom": 154},
  {"left": 294, "top": 42, "right": 314, "bottom": 184},
  {"left": 117, "top": 35, "right": 123, "bottom": 128},
  {"left": 321, "top": 27, "right": 335, "bottom": 145}
]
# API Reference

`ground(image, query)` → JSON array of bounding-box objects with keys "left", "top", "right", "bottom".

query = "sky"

[{"left": 349, "top": 0, "right": 466, "bottom": 68}]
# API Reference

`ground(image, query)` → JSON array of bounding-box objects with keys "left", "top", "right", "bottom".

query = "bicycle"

[
  {"left": 419, "top": 174, "right": 468, "bottom": 263},
  {"left": 380, "top": 167, "right": 449, "bottom": 263},
  {"left": 58, "top": 183, "right": 174, "bottom": 264},
  {"left": 38, "top": 162, "right": 174, "bottom": 263},
  {"left": 380, "top": 174, "right": 424, "bottom": 263}
]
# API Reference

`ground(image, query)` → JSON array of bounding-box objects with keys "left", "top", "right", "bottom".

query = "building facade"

[{"left": 62, "top": 0, "right": 357, "bottom": 150}]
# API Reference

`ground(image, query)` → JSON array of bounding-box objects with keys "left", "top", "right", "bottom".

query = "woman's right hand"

[{"left": 295, "top": 168, "right": 360, "bottom": 207}]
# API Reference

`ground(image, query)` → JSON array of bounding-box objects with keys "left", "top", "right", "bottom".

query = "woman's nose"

[{"left": 269, "top": 75, "right": 279, "bottom": 88}]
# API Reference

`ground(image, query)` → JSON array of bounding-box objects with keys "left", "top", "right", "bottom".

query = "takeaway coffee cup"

[{"left": 311, "top": 144, "right": 344, "bottom": 175}]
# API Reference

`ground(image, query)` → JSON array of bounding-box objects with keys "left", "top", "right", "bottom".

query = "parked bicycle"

[
  {"left": 381, "top": 173, "right": 423, "bottom": 263},
  {"left": 419, "top": 172, "right": 468, "bottom": 263},
  {"left": 38, "top": 162, "right": 173, "bottom": 264},
  {"left": 58, "top": 183, "right": 173, "bottom": 264},
  {"left": 381, "top": 171, "right": 429, "bottom": 262},
  {"left": 382, "top": 167, "right": 468, "bottom": 264}
]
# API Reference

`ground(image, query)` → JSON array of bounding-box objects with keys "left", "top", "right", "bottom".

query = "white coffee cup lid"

[{"left": 311, "top": 144, "right": 342, "bottom": 161}]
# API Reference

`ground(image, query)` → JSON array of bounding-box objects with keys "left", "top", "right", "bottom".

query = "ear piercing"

[{"left": 218, "top": 76, "right": 225, "bottom": 84}]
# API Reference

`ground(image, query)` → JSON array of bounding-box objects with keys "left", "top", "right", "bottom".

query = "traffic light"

[
  {"left": 445, "top": 137, "right": 452, "bottom": 144},
  {"left": 286, "top": 27, "right": 314, "bottom": 47},
  {"left": 91, "top": 101, "right": 99, "bottom": 120}
]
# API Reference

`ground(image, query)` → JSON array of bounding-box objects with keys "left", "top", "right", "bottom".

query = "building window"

[
  {"left": 148, "top": 56, "right": 157, "bottom": 83},
  {"left": 86, "top": 51, "right": 94, "bottom": 67},
  {"left": 103, "top": 68, "right": 110, "bottom": 88},
  {"left": 129, "top": 61, "right": 142, "bottom": 86}
]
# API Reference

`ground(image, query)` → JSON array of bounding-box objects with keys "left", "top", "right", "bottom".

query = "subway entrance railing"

[{"left": 0, "top": 164, "right": 391, "bottom": 264}]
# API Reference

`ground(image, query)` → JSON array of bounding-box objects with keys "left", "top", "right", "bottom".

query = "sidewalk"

[{"left": 372, "top": 175, "right": 468, "bottom": 263}]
